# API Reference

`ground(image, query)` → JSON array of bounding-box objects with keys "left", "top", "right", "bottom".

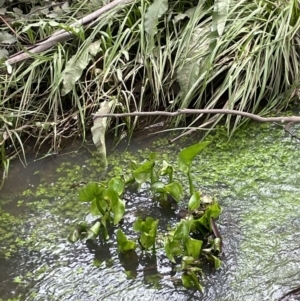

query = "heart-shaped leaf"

[
  {"left": 165, "top": 182, "right": 183, "bottom": 202},
  {"left": 178, "top": 142, "right": 211, "bottom": 174},
  {"left": 79, "top": 182, "right": 104, "bottom": 202},
  {"left": 108, "top": 177, "right": 125, "bottom": 196},
  {"left": 133, "top": 161, "right": 155, "bottom": 184}
]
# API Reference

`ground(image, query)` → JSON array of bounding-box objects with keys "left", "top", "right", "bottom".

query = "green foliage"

[
  {"left": 188, "top": 191, "right": 201, "bottom": 211},
  {"left": 160, "top": 160, "right": 173, "bottom": 182},
  {"left": 182, "top": 270, "right": 203, "bottom": 291},
  {"left": 178, "top": 142, "right": 211, "bottom": 174},
  {"left": 69, "top": 142, "right": 222, "bottom": 291},
  {"left": 133, "top": 160, "right": 155, "bottom": 185},
  {"left": 1, "top": 0, "right": 299, "bottom": 176},
  {"left": 116, "top": 228, "right": 136, "bottom": 253},
  {"left": 178, "top": 142, "right": 211, "bottom": 194},
  {"left": 164, "top": 182, "right": 183, "bottom": 202},
  {"left": 79, "top": 182, "right": 104, "bottom": 202},
  {"left": 133, "top": 217, "right": 158, "bottom": 250}
]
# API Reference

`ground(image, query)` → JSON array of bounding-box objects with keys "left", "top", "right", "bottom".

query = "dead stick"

[{"left": 92, "top": 109, "right": 300, "bottom": 124}]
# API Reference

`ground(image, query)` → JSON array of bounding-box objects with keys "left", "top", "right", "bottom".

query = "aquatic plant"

[{"left": 69, "top": 142, "right": 222, "bottom": 291}]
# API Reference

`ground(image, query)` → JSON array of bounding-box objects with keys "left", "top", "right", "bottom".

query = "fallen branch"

[
  {"left": 6, "top": 0, "right": 134, "bottom": 65},
  {"left": 92, "top": 108, "right": 300, "bottom": 123}
]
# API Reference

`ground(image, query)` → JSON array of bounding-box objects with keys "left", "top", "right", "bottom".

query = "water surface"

[{"left": 1, "top": 123, "right": 300, "bottom": 301}]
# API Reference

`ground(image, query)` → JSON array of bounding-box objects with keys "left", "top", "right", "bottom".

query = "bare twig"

[
  {"left": 284, "top": 122, "right": 300, "bottom": 141},
  {"left": 92, "top": 108, "right": 300, "bottom": 123}
]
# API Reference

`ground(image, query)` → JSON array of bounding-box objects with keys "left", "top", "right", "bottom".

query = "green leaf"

[
  {"left": 90, "top": 198, "right": 102, "bottom": 216},
  {"left": 133, "top": 161, "right": 155, "bottom": 184},
  {"left": 148, "top": 152, "right": 157, "bottom": 160},
  {"left": 108, "top": 177, "right": 125, "bottom": 195},
  {"left": 133, "top": 217, "right": 158, "bottom": 249},
  {"left": 144, "top": 0, "right": 168, "bottom": 37},
  {"left": 194, "top": 214, "right": 210, "bottom": 231},
  {"left": 193, "top": 201, "right": 222, "bottom": 231},
  {"left": 86, "top": 221, "right": 101, "bottom": 240},
  {"left": 104, "top": 188, "right": 125, "bottom": 225},
  {"left": 160, "top": 160, "right": 173, "bottom": 181},
  {"left": 206, "top": 254, "right": 222, "bottom": 269},
  {"left": 164, "top": 182, "right": 183, "bottom": 202},
  {"left": 183, "top": 270, "right": 203, "bottom": 292},
  {"left": 182, "top": 273, "right": 194, "bottom": 288},
  {"left": 164, "top": 237, "right": 182, "bottom": 263},
  {"left": 151, "top": 181, "right": 166, "bottom": 193},
  {"left": 133, "top": 216, "right": 156, "bottom": 233},
  {"left": 178, "top": 142, "right": 211, "bottom": 174},
  {"left": 100, "top": 214, "right": 109, "bottom": 240},
  {"left": 208, "top": 201, "right": 222, "bottom": 219},
  {"left": 213, "top": 237, "right": 222, "bottom": 253},
  {"left": 188, "top": 191, "right": 201, "bottom": 211},
  {"left": 116, "top": 228, "right": 136, "bottom": 253},
  {"left": 130, "top": 160, "right": 138, "bottom": 170},
  {"left": 79, "top": 183, "right": 103, "bottom": 202},
  {"left": 182, "top": 255, "right": 196, "bottom": 266},
  {"left": 88, "top": 40, "right": 101, "bottom": 56},
  {"left": 212, "top": 0, "right": 230, "bottom": 37},
  {"left": 123, "top": 174, "right": 135, "bottom": 186},
  {"left": 185, "top": 237, "right": 202, "bottom": 259},
  {"left": 177, "top": 26, "right": 210, "bottom": 104},
  {"left": 174, "top": 219, "right": 192, "bottom": 240},
  {"left": 68, "top": 230, "right": 80, "bottom": 243}
]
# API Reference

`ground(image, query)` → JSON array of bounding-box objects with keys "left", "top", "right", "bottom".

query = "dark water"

[{"left": 1, "top": 123, "right": 300, "bottom": 301}]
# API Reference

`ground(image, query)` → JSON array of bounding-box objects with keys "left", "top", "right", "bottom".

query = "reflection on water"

[{"left": 1, "top": 124, "right": 300, "bottom": 300}]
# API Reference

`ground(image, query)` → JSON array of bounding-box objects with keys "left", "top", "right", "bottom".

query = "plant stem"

[{"left": 188, "top": 169, "right": 194, "bottom": 195}]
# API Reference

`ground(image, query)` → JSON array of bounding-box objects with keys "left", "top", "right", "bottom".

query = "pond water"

[{"left": 1, "top": 122, "right": 300, "bottom": 301}]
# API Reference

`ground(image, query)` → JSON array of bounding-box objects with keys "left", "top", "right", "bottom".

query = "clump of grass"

[{"left": 0, "top": 0, "right": 299, "bottom": 171}]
